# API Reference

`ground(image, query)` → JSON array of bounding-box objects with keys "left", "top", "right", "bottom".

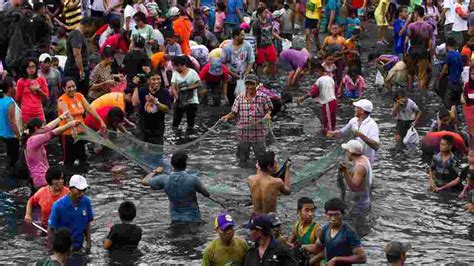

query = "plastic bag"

[
  {"left": 403, "top": 126, "right": 419, "bottom": 145},
  {"left": 282, "top": 38, "right": 292, "bottom": 51},
  {"left": 375, "top": 70, "right": 384, "bottom": 86},
  {"left": 234, "top": 79, "right": 245, "bottom": 97}
]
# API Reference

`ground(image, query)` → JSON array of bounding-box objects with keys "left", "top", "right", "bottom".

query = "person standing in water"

[
  {"left": 247, "top": 151, "right": 292, "bottom": 216},
  {"left": 141, "top": 152, "right": 211, "bottom": 224},
  {"left": 303, "top": 198, "right": 367, "bottom": 265},
  {"left": 221, "top": 74, "right": 273, "bottom": 167},
  {"left": 339, "top": 140, "right": 372, "bottom": 214},
  {"left": 428, "top": 135, "right": 463, "bottom": 192},
  {"left": 327, "top": 99, "right": 379, "bottom": 185}
]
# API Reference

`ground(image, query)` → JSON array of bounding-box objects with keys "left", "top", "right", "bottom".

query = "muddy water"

[{"left": 1, "top": 37, "right": 474, "bottom": 265}]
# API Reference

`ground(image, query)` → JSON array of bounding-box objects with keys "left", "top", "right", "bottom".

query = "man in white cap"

[
  {"left": 327, "top": 99, "right": 380, "bottom": 168},
  {"left": 339, "top": 140, "right": 372, "bottom": 213},
  {"left": 39, "top": 53, "right": 62, "bottom": 121},
  {"left": 48, "top": 174, "right": 94, "bottom": 252}
]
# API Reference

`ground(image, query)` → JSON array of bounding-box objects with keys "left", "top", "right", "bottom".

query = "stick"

[
  {"left": 338, "top": 168, "right": 346, "bottom": 202},
  {"left": 208, "top": 197, "right": 227, "bottom": 209},
  {"left": 32, "top": 222, "right": 48, "bottom": 234}
]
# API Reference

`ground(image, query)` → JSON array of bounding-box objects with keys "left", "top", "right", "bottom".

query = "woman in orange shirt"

[
  {"left": 57, "top": 78, "right": 106, "bottom": 169},
  {"left": 24, "top": 166, "right": 69, "bottom": 228}
]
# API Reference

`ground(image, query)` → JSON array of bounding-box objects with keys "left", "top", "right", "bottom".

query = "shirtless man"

[{"left": 248, "top": 151, "right": 292, "bottom": 216}]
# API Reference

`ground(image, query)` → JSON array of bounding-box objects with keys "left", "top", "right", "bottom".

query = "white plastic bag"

[
  {"left": 375, "top": 70, "right": 384, "bottom": 86},
  {"left": 403, "top": 126, "right": 419, "bottom": 145},
  {"left": 234, "top": 79, "right": 245, "bottom": 97},
  {"left": 282, "top": 38, "right": 292, "bottom": 51}
]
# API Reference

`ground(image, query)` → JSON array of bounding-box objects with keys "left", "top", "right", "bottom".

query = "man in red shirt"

[{"left": 199, "top": 58, "right": 229, "bottom": 106}]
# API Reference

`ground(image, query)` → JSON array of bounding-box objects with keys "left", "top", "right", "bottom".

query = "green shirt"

[
  {"left": 35, "top": 257, "right": 61, "bottom": 266},
  {"left": 202, "top": 236, "right": 249, "bottom": 266}
]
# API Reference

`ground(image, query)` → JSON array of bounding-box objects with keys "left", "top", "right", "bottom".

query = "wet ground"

[{"left": 1, "top": 24, "right": 474, "bottom": 264}]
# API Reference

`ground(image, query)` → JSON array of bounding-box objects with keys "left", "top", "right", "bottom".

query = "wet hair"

[
  {"left": 257, "top": 151, "right": 276, "bottom": 172},
  {"left": 393, "top": 89, "right": 407, "bottom": 100},
  {"left": 348, "top": 67, "right": 359, "bottom": 77},
  {"left": 52, "top": 228, "right": 73, "bottom": 253},
  {"left": 368, "top": 52, "right": 382, "bottom": 62},
  {"left": 133, "top": 34, "right": 146, "bottom": 49},
  {"left": 33, "top": 1, "right": 44, "bottom": 11},
  {"left": 0, "top": 77, "right": 14, "bottom": 98},
  {"left": 386, "top": 254, "right": 402, "bottom": 263},
  {"left": 119, "top": 201, "right": 137, "bottom": 221},
  {"left": 232, "top": 28, "right": 244, "bottom": 38},
  {"left": 109, "top": 17, "right": 121, "bottom": 31},
  {"left": 257, "top": 6, "right": 266, "bottom": 16},
  {"left": 216, "top": 1, "right": 226, "bottom": 11},
  {"left": 62, "top": 77, "right": 76, "bottom": 89},
  {"left": 26, "top": 118, "right": 44, "bottom": 135},
  {"left": 441, "top": 135, "right": 455, "bottom": 146},
  {"left": 21, "top": 57, "right": 39, "bottom": 79},
  {"left": 324, "top": 198, "right": 346, "bottom": 214},
  {"left": 133, "top": 11, "right": 147, "bottom": 23},
  {"left": 107, "top": 107, "right": 125, "bottom": 124},
  {"left": 46, "top": 166, "right": 65, "bottom": 186},
  {"left": 171, "top": 152, "right": 188, "bottom": 170},
  {"left": 297, "top": 197, "right": 315, "bottom": 210},
  {"left": 172, "top": 55, "right": 188, "bottom": 67},
  {"left": 103, "top": 45, "right": 116, "bottom": 59},
  {"left": 437, "top": 109, "right": 450, "bottom": 120},
  {"left": 446, "top": 37, "right": 457, "bottom": 48},
  {"left": 413, "top": 5, "right": 424, "bottom": 17}
]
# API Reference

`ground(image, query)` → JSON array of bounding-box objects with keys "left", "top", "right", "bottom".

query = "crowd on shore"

[{"left": 0, "top": 0, "right": 473, "bottom": 264}]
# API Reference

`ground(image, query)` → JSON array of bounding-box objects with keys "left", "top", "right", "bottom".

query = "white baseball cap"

[
  {"left": 353, "top": 99, "right": 373, "bottom": 113},
  {"left": 69, "top": 174, "right": 89, "bottom": 190},
  {"left": 341, "top": 140, "right": 364, "bottom": 155},
  {"left": 169, "top": 6, "right": 180, "bottom": 17},
  {"left": 39, "top": 53, "right": 52, "bottom": 63}
]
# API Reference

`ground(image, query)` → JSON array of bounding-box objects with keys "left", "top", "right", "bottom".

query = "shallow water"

[{"left": 1, "top": 37, "right": 474, "bottom": 265}]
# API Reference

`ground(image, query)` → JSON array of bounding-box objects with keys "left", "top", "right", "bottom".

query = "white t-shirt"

[
  {"left": 452, "top": 2, "right": 468, "bottom": 31},
  {"left": 339, "top": 116, "right": 380, "bottom": 164},
  {"left": 123, "top": 5, "right": 137, "bottom": 30},
  {"left": 154, "top": 29, "right": 165, "bottom": 46},
  {"left": 171, "top": 69, "right": 201, "bottom": 104},
  {"left": 92, "top": 0, "right": 105, "bottom": 11},
  {"left": 315, "top": 75, "right": 336, "bottom": 105},
  {"left": 443, "top": 0, "right": 455, "bottom": 25}
]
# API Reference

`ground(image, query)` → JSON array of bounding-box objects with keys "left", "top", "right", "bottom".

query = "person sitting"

[
  {"left": 429, "top": 135, "right": 463, "bottom": 192},
  {"left": 103, "top": 201, "right": 142, "bottom": 252},
  {"left": 141, "top": 152, "right": 211, "bottom": 224}
]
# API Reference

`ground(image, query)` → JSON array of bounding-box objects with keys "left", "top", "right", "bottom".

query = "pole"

[{"left": 32, "top": 222, "right": 48, "bottom": 234}]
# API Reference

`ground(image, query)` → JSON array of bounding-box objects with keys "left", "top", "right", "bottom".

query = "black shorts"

[
  {"left": 396, "top": 120, "right": 413, "bottom": 139},
  {"left": 305, "top": 18, "right": 319, "bottom": 29}
]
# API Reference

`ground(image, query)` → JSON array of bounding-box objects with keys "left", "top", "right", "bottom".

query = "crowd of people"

[{"left": 0, "top": 0, "right": 473, "bottom": 264}]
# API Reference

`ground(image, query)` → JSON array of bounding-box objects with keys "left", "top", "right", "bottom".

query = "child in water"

[
  {"left": 459, "top": 169, "right": 474, "bottom": 213},
  {"left": 103, "top": 201, "right": 142, "bottom": 251},
  {"left": 339, "top": 67, "right": 365, "bottom": 100}
]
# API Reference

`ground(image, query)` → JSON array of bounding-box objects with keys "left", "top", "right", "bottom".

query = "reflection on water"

[{"left": 1, "top": 63, "right": 474, "bottom": 265}]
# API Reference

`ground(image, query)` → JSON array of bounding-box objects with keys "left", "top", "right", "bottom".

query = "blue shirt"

[
  {"left": 149, "top": 170, "right": 209, "bottom": 223},
  {"left": 0, "top": 96, "right": 15, "bottom": 138},
  {"left": 445, "top": 50, "right": 463, "bottom": 85},
  {"left": 225, "top": 0, "right": 244, "bottom": 25},
  {"left": 319, "top": 222, "right": 361, "bottom": 262},
  {"left": 48, "top": 195, "right": 94, "bottom": 249},
  {"left": 393, "top": 18, "right": 406, "bottom": 54},
  {"left": 325, "top": 0, "right": 341, "bottom": 25},
  {"left": 345, "top": 17, "right": 360, "bottom": 38}
]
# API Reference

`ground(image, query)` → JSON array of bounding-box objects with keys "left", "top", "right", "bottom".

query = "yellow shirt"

[
  {"left": 305, "top": 0, "right": 322, "bottom": 20},
  {"left": 90, "top": 92, "right": 125, "bottom": 111},
  {"left": 202, "top": 237, "right": 249, "bottom": 266}
]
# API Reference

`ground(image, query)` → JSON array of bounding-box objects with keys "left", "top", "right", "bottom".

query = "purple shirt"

[
  {"left": 25, "top": 125, "right": 56, "bottom": 188},
  {"left": 279, "top": 49, "right": 310, "bottom": 70}
]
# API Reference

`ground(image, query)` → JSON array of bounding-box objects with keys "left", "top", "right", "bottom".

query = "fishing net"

[{"left": 77, "top": 118, "right": 346, "bottom": 200}]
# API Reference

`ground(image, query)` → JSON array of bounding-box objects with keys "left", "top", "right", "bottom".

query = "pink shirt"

[
  {"left": 16, "top": 77, "right": 49, "bottom": 123},
  {"left": 342, "top": 75, "right": 365, "bottom": 94},
  {"left": 25, "top": 125, "right": 56, "bottom": 188},
  {"left": 214, "top": 11, "right": 226, "bottom": 33}
]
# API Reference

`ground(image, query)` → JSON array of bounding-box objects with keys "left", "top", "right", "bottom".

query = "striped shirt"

[{"left": 64, "top": 0, "right": 82, "bottom": 32}]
